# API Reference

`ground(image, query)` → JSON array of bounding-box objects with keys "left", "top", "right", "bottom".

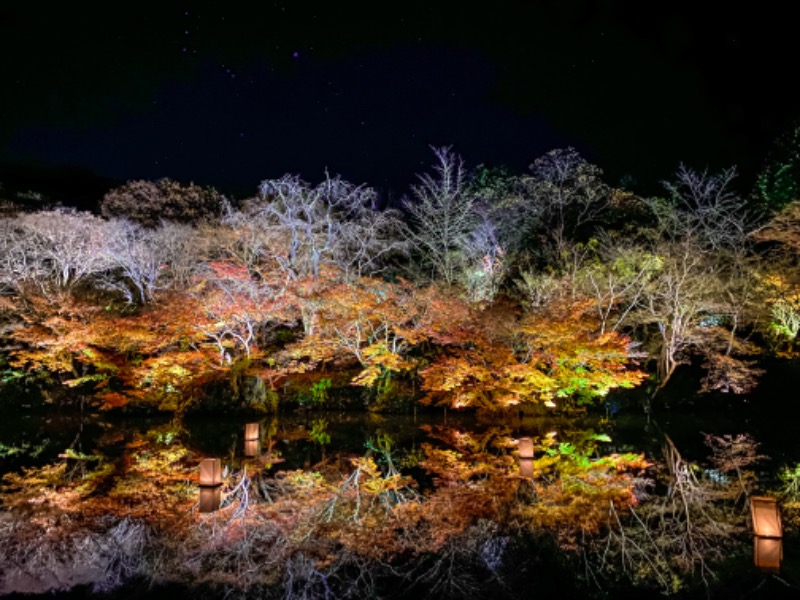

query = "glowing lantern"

[
  {"left": 199, "top": 486, "right": 221, "bottom": 513},
  {"left": 751, "top": 496, "right": 782, "bottom": 539},
  {"left": 519, "top": 457, "right": 534, "bottom": 479},
  {"left": 199, "top": 458, "right": 222, "bottom": 487},
  {"left": 754, "top": 536, "right": 782, "bottom": 572},
  {"left": 244, "top": 438, "right": 261, "bottom": 457},
  {"left": 244, "top": 423, "right": 260, "bottom": 457},
  {"left": 518, "top": 437, "right": 534, "bottom": 459},
  {"left": 244, "top": 423, "right": 260, "bottom": 440},
  {"left": 751, "top": 495, "right": 783, "bottom": 571}
]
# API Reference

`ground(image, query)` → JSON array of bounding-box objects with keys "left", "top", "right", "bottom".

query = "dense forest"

[{"left": 3, "top": 139, "right": 800, "bottom": 598}]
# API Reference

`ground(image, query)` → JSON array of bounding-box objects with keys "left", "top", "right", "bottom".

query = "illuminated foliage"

[{"left": 421, "top": 299, "right": 645, "bottom": 410}]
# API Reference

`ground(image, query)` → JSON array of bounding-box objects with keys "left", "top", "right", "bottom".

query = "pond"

[{"left": 3, "top": 367, "right": 800, "bottom": 599}]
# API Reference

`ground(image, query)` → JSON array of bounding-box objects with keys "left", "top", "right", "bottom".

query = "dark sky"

[{"left": 1, "top": 2, "right": 798, "bottom": 205}]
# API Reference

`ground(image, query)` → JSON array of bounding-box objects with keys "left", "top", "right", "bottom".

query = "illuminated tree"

[
  {"left": 102, "top": 219, "right": 200, "bottom": 304},
  {"left": 194, "top": 261, "right": 296, "bottom": 362},
  {"left": 100, "top": 178, "right": 225, "bottom": 227},
  {"left": 652, "top": 164, "right": 750, "bottom": 251},
  {"left": 0, "top": 209, "right": 113, "bottom": 297},
  {"left": 403, "top": 146, "right": 477, "bottom": 285},
  {"left": 575, "top": 238, "right": 662, "bottom": 334},
  {"left": 232, "top": 173, "right": 405, "bottom": 280},
  {"left": 753, "top": 122, "right": 800, "bottom": 212},
  {"left": 633, "top": 166, "right": 760, "bottom": 391},
  {"left": 753, "top": 198, "right": 800, "bottom": 252},
  {"left": 419, "top": 299, "right": 644, "bottom": 411}
]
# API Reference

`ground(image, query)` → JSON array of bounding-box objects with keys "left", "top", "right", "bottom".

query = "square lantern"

[
  {"left": 199, "top": 485, "right": 221, "bottom": 513},
  {"left": 518, "top": 437, "right": 534, "bottom": 459},
  {"left": 199, "top": 458, "right": 222, "bottom": 487},
  {"left": 519, "top": 457, "right": 534, "bottom": 479},
  {"left": 751, "top": 496, "right": 782, "bottom": 539},
  {"left": 754, "top": 536, "right": 782, "bottom": 572},
  {"left": 244, "top": 438, "right": 261, "bottom": 457},
  {"left": 244, "top": 423, "right": 260, "bottom": 441}
]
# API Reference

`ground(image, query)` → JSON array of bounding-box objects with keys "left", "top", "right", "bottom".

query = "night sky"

[{"left": 1, "top": 2, "right": 798, "bottom": 206}]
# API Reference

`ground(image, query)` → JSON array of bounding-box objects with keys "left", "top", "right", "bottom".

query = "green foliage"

[
  {"left": 0, "top": 439, "right": 50, "bottom": 458},
  {"left": 150, "top": 430, "right": 178, "bottom": 446},
  {"left": 542, "top": 431, "right": 613, "bottom": 470},
  {"left": 0, "top": 368, "right": 26, "bottom": 385},
  {"left": 779, "top": 462, "right": 800, "bottom": 503},
  {"left": 298, "top": 378, "right": 331, "bottom": 409},
  {"left": 309, "top": 418, "right": 330, "bottom": 446},
  {"left": 63, "top": 447, "right": 102, "bottom": 462},
  {"left": 754, "top": 124, "right": 800, "bottom": 211}
]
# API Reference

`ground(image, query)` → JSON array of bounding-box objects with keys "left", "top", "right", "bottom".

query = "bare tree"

[
  {"left": 0, "top": 210, "right": 113, "bottom": 296},
  {"left": 576, "top": 238, "right": 662, "bottom": 334},
  {"left": 102, "top": 219, "right": 163, "bottom": 304},
  {"left": 526, "top": 148, "right": 610, "bottom": 265},
  {"left": 650, "top": 165, "right": 749, "bottom": 251},
  {"left": 233, "top": 173, "right": 405, "bottom": 280},
  {"left": 403, "top": 146, "right": 477, "bottom": 285},
  {"left": 631, "top": 166, "right": 759, "bottom": 391}
]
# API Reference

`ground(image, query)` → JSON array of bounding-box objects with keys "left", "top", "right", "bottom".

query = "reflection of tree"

[
  {"left": 0, "top": 418, "right": 768, "bottom": 598},
  {"left": 585, "top": 434, "right": 764, "bottom": 596}
]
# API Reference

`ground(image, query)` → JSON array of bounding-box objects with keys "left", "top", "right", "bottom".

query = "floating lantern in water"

[
  {"left": 751, "top": 495, "right": 783, "bottom": 571},
  {"left": 199, "top": 485, "right": 221, "bottom": 513},
  {"left": 244, "top": 423, "right": 261, "bottom": 457},
  {"left": 518, "top": 437, "right": 534, "bottom": 459},
  {"left": 199, "top": 458, "right": 222, "bottom": 487}
]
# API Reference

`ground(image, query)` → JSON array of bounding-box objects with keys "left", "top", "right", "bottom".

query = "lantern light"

[
  {"left": 519, "top": 457, "right": 534, "bottom": 479},
  {"left": 199, "top": 458, "right": 222, "bottom": 487},
  {"left": 518, "top": 437, "right": 534, "bottom": 459},
  {"left": 751, "top": 496, "right": 782, "bottom": 539},
  {"left": 244, "top": 423, "right": 260, "bottom": 441},
  {"left": 244, "top": 438, "right": 261, "bottom": 457},
  {"left": 754, "top": 536, "right": 782, "bottom": 572},
  {"left": 751, "top": 495, "right": 783, "bottom": 572},
  {"left": 199, "top": 486, "right": 221, "bottom": 513}
]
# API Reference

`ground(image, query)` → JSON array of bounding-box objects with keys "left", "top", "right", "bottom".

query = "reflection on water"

[
  {"left": 754, "top": 536, "right": 783, "bottom": 572},
  {"left": 199, "top": 485, "right": 221, "bottom": 513},
  {"left": 2, "top": 399, "right": 800, "bottom": 599},
  {"left": 4, "top": 401, "right": 800, "bottom": 486}
]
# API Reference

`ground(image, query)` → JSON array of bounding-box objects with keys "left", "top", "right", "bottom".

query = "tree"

[
  {"left": 232, "top": 173, "right": 406, "bottom": 280},
  {"left": 525, "top": 148, "right": 610, "bottom": 267},
  {"left": 632, "top": 166, "right": 760, "bottom": 391},
  {"left": 193, "top": 261, "right": 296, "bottom": 362},
  {"left": 575, "top": 238, "right": 662, "bottom": 334},
  {"left": 752, "top": 122, "right": 800, "bottom": 212},
  {"left": 102, "top": 219, "right": 200, "bottom": 304},
  {"left": 0, "top": 209, "right": 113, "bottom": 296},
  {"left": 100, "top": 178, "right": 225, "bottom": 227},
  {"left": 653, "top": 165, "right": 750, "bottom": 251},
  {"left": 403, "top": 146, "right": 477, "bottom": 285},
  {"left": 419, "top": 299, "right": 644, "bottom": 411}
]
